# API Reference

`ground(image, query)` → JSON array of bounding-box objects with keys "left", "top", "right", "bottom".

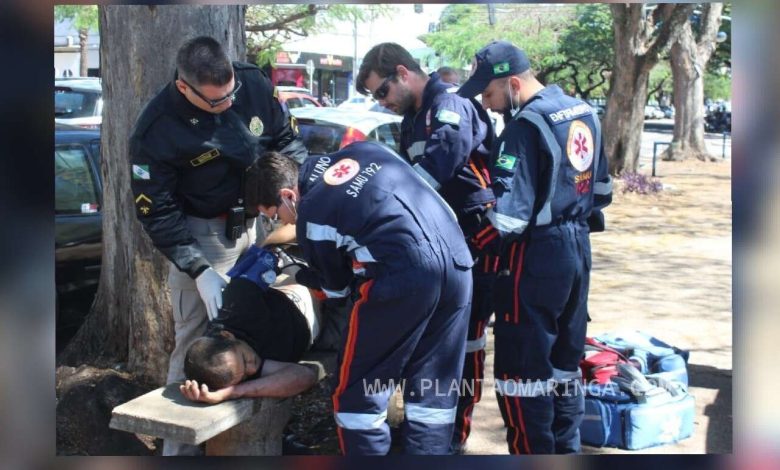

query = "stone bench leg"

[{"left": 205, "top": 397, "right": 293, "bottom": 455}]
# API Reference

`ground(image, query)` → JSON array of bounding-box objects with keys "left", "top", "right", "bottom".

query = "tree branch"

[{"left": 245, "top": 4, "right": 325, "bottom": 33}]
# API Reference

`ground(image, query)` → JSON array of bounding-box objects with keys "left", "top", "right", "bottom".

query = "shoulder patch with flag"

[
  {"left": 493, "top": 62, "right": 510, "bottom": 75},
  {"left": 495, "top": 154, "right": 517, "bottom": 171},
  {"left": 436, "top": 109, "right": 461, "bottom": 126},
  {"left": 132, "top": 164, "right": 150, "bottom": 180}
]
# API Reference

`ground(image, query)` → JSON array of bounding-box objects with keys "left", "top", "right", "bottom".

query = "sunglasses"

[
  {"left": 181, "top": 77, "right": 242, "bottom": 108},
  {"left": 372, "top": 73, "right": 396, "bottom": 101}
]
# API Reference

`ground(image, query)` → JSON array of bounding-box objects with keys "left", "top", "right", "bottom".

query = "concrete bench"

[{"left": 109, "top": 352, "right": 335, "bottom": 455}]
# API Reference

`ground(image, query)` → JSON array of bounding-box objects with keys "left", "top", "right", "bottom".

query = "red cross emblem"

[
  {"left": 333, "top": 164, "right": 352, "bottom": 179},
  {"left": 324, "top": 158, "right": 360, "bottom": 185},
  {"left": 574, "top": 133, "right": 589, "bottom": 159}
]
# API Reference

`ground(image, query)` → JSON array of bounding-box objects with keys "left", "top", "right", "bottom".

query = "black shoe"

[{"left": 282, "top": 433, "right": 315, "bottom": 455}]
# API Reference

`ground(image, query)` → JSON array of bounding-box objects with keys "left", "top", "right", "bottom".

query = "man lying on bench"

[{"left": 180, "top": 246, "right": 321, "bottom": 404}]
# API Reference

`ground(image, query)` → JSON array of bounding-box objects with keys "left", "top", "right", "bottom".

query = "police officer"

[
  {"left": 129, "top": 36, "right": 306, "bottom": 456},
  {"left": 246, "top": 142, "right": 473, "bottom": 455},
  {"left": 356, "top": 42, "right": 498, "bottom": 454},
  {"left": 458, "top": 41, "right": 613, "bottom": 454}
]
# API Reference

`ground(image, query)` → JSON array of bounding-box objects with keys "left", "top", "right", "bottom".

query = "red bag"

[{"left": 580, "top": 337, "right": 631, "bottom": 384}]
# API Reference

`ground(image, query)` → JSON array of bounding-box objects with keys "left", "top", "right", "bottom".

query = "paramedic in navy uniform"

[
  {"left": 246, "top": 142, "right": 473, "bottom": 455},
  {"left": 458, "top": 40, "right": 613, "bottom": 454},
  {"left": 129, "top": 36, "right": 306, "bottom": 455},
  {"left": 356, "top": 42, "right": 498, "bottom": 454}
]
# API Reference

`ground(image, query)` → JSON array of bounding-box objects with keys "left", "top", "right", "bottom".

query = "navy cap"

[{"left": 458, "top": 41, "right": 530, "bottom": 99}]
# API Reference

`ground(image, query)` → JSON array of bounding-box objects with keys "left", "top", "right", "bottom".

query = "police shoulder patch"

[
  {"left": 249, "top": 116, "right": 264, "bottom": 136},
  {"left": 132, "top": 164, "right": 150, "bottom": 180},
  {"left": 436, "top": 109, "right": 461, "bottom": 126},
  {"left": 495, "top": 153, "right": 517, "bottom": 171}
]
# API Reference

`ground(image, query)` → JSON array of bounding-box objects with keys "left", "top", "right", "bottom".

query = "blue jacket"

[
  {"left": 400, "top": 73, "right": 496, "bottom": 236},
  {"left": 296, "top": 141, "right": 474, "bottom": 299},
  {"left": 472, "top": 85, "right": 612, "bottom": 251}
]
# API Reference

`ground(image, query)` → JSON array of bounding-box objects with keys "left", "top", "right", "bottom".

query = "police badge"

[{"left": 249, "top": 116, "right": 264, "bottom": 136}]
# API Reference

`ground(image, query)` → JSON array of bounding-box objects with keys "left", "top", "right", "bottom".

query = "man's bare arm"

[
  {"left": 260, "top": 223, "right": 297, "bottom": 246},
  {"left": 180, "top": 360, "right": 317, "bottom": 404}
]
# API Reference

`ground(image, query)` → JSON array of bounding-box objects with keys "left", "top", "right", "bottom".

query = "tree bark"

[
  {"left": 663, "top": 3, "right": 724, "bottom": 162},
  {"left": 604, "top": 3, "right": 694, "bottom": 175},
  {"left": 78, "top": 28, "right": 89, "bottom": 77},
  {"left": 59, "top": 5, "right": 246, "bottom": 385}
]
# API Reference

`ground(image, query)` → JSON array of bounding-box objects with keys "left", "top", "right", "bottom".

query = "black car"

[{"left": 55, "top": 123, "right": 102, "bottom": 343}]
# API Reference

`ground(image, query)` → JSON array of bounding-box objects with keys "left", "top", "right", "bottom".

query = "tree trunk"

[
  {"left": 59, "top": 5, "right": 246, "bottom": 385},
  {"left": 663, "top": 3, "right": 724, "bottom": 162},
  {"left": 605, "top": 3, "right": 694, "bottom": 175},
  {"left": 78, "top": 28, "right": 89, "bottom": 77}
]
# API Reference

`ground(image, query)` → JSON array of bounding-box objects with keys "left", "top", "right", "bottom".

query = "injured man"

[{"left": 180, "top": 245, "right": 322, "bottom": 404}]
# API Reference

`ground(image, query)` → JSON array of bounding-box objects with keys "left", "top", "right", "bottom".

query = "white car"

[
  {"left": 290, "top": 107, "right": 402, "bottom": 155},
  {"left": 644, "top": 105, "right": 665, "bottom": 120},
  {"left": 55, "top": 78, "right": 103, "bottom": 129},
  {"left": 337, "top": 95, "right": 379, "bottom": 111}
]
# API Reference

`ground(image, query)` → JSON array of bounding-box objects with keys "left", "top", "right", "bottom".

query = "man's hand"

[
  {"left": 180, "top": 380, "right": 234, "bottom": 404},
  {"left": 195, "top": 267, "right": 227, "bottom": 321}
]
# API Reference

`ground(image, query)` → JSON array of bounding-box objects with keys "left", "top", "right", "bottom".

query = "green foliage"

[
  {"left": 54, "top": 5, "right": 98, "bottom": 33},
  {"left": 555, "top": 3, "right": 614, "bottom": 99},
  {"left": 703, "top": 72, "right": 731, "bottom": 101},
  {"left": 648, "top": 61, "right": 673, "bottom": 104},
  {"left": 247, "top": 4, "right": 395, "bottom": 66},
  {"left": 421, "top": 4, "right": 572, "bottom": 78}
]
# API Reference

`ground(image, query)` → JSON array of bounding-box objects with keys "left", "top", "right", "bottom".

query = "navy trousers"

[
  {"left": 331, "top": 247, "right": 472, "bottom": 455},
  {"left": 492, "top": 222, "right": 591, "bottom": 454},
  {"left": 450, "top": 253, "right": 498, "bottom": 453}
]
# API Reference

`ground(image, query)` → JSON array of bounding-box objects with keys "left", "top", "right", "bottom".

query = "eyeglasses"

[
  {"left": 180, "top": 77, "right": 242, "bottom": 108},
  {"left": 372, "top": 73, "right": 396, "bottom": 100}
]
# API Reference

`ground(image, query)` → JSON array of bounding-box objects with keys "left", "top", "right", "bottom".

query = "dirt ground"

[{"left": 466, "top": 157, "right": 733, "bottom": 454}]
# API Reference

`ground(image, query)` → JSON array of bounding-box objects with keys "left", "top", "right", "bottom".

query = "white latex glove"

[{"left": 195, "top": 267, "right": 227, "bottom": 321}]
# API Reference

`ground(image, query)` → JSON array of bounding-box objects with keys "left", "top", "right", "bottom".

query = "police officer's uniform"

[
  {"left": 460, "top": 42, "right": 613, "bottom": 454},
  {"left": 129, "top": 61, "right": 307, "bottom": 455},
  {"left": 296, "top": 141, "right": 473, "bottom": 455},
  {"left": 398, "top": 72, "right": 498, "bottom": 453}
]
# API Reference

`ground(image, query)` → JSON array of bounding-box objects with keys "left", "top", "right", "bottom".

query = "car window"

[
  {"left": 297, "top": 122, "right": 346, "bottom": 155},
  {"left": 55, "top": 88, "right": 100, "bottom": 119},
  {"left": 371, "top": 123, "right": 402, "bottom": 153},
  {"left": 301, "top": 97, "right": 319, "bottom": 108},
  {"left": 286, "top": 98, "right": 304, "bottom": 109},
  {"left": 55, "top": 145, "right": 100, "bottom": 215}
]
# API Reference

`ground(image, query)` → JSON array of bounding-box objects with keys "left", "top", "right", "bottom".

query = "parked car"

[
  {"left": 55, "top": 78, "right": 103, "bottom": 129},
  {"left": 55, "top": 123, "right": 102, "bottom": 343},
  {"left": 337, "top": 95, "right": 379, "bottom": 111},
  {"left": 290, "top": 107, "right": 402, "bottom": 155},
  {"left": 644, "top": 105, "right": 665, "bottom": 120},
  {"left": 659, "top": 105, "right": 675, "bottom": 119},
  {"left": 276, "top": 86, "right": 321, "bottom": 111}
]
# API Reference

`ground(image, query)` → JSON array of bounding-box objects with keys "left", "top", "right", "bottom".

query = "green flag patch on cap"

[
  {"left": 493, "top": 62, "right": 510, "bottom": 75},
  {"left": 436, "top": 109, "right": 461, "bottom": 126},
  {"left": 495, "top": 154, "right": 517, "bottom": 171}
]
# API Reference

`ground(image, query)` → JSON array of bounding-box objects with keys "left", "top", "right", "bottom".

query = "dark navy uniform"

[
  {"left": 130, "top": 61, "right": 307, "bottom": 278},
  {"left": 399, "top": 72, "right": 498, "bottom": 452},
  {"left": 296, "top": 141, "right": 473, "bottom": 455},
  {"left": 471, "top": 85, "right": 612, "bottom": 454}
]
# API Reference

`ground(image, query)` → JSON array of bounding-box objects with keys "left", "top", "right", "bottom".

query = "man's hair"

[
  {"left": 183, "top": 336, "right": 241, "bottom": 390},
  {"left": 356, "top": 42, "right": 424, "bottom": 95},
  {"left": 246, "top": 152, "right": 301, "bottom": 208},
  {"left": 436, "top": 66, "right": 460, "bottom": 84},
  {"left": 176, "top": 36, "right": 233, "bottom": 87}
]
